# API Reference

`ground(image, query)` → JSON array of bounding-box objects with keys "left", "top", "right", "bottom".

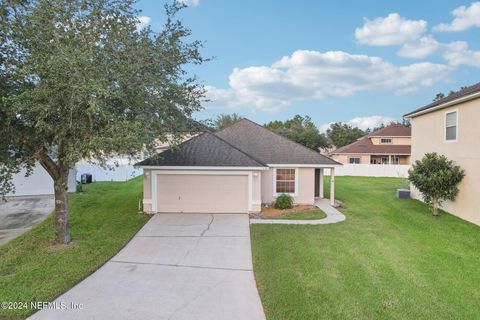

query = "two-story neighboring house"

[
  {"left": 404, "top": 82, "right": 480, "bottom": 226},
  {"left": 330, "top": 125, "right": 411, "bottom": 165}
]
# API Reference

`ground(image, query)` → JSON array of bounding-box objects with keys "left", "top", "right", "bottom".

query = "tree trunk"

[
  {"left": 432, "top": 198, "right": 439, "bottom": 216},
  {"left": 54, "top": 166, "right": 71, "bottom": 244}
]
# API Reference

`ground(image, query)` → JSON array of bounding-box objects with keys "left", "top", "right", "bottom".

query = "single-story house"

[
  {"left": 330, "top": 125, "right": 411, "bottom": 165},
  {"left": 137, "top": 119, "right": 341, "bottom": 214},
  {"left": 404, "top": 82, "right": 480, "bottom": 225}
]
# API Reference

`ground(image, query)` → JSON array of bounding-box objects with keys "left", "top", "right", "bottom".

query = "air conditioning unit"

[{"left": 81, "top": 173, "right": 93, "bottom": 184}]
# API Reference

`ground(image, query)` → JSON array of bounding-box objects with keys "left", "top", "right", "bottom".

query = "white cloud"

[
  {"left": 348, "top": 116, "right": 396, "bottom": 130},
  {"left": 442, "top": 41, "right": 480, "bottom": 67},
  {"left": 318, "top": 115, "right": 396, "bottom": 133},
  {"left": 397, "top": 36, "right": 441, "bottom": 58},
  {"left": 136, "top": 16, "right": 151, "bottom": 30},
  {"left": 205, "top": 50, "right": 451, "bottom": 111},
  {"left": 177, "top": 0, "right": 200, "bottom": 7},
  {"left": 355, "top": 13, "right": 427, "bottom": 46},
  {"left": 434, "top": 2, "right": 480, "bottom": 32}
]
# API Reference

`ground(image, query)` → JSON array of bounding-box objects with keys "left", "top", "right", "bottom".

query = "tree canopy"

[
  {"left": 326, "top": 122, "right": 365, "bottom": 148},
  {"left": 0, "top": 0, "right": 206, "bottom": 243},
  {"left": 214, "top": 113, "right": 242, "bottom": 130},
  {"left": 264, "top": 115, "right": 330, "bottom": 150}
]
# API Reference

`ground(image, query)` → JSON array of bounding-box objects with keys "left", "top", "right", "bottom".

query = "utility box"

[
  {"left": 81, "top": 173, "right": 93, "bottom": 184},
  {"left": 396, "top": 188, "right": 410, "bottom": 199}
]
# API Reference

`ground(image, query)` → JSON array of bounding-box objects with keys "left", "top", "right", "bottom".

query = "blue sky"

[{"left": 137, "top": 0, "right": 480, "bottom": 130}]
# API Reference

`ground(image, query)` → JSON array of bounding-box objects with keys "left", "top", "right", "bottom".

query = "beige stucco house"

[
  {"left": 330, "top": 125, "right": 411, "bottom": 165},
  {"left": 404, "top": 82, "right": 480, "bottom": 225},
  {"left": 137, "top": 119, "right": 341, "bottom": 214}
]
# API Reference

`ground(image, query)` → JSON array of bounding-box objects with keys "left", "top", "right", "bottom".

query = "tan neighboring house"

[
  {"left": 330, "top": 125, "right": 411, "bottom": 165},
  {"left": 404, "top": 82, "right": 480, "bottom": 226},
  {"left": 136, "top": 119, "right": 341, "bottom": 214}
]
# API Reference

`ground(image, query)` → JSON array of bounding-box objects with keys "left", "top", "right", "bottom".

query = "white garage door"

[{"left": 156, "top": 174, "right": 249, "bottom": 213}]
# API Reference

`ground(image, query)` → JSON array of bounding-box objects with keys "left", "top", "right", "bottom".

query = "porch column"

[
  {"left": 330, "top": 167, "right": 335, "bottom": 206},
  {"left": 319, "top": 168, "right": 324, "bottom": 199}
]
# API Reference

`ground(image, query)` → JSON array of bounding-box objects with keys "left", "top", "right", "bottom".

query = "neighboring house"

[
  {"left": 137, "top": 119, "right": 341, "bottom": 214},
  {"left": 330, "top": 125, "right": 411, "bottom": 165},
  {"left": 404, "top": 82, "right": 480, "bottom": 225}
]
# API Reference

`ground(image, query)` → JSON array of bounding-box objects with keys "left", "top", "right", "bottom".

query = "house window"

[
  {"left": 349, "top": 157, "right": 360, "bottom": 164},
  {"left": 370, "top": 159, "right": 377, "bottom": 164},
  {"left": 276, "top": 168, "right": 295, "bottom": 193},
  {"left": 445, "top": 110, "right": 457, "bottom": 141},
  {"left": 380, "top": 138, "right": 392, "bottom": 144},
  {"left": 381, "top": 157, "right": 389, "bottom": 164}
]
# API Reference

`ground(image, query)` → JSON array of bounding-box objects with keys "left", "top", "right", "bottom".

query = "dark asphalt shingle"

[
  {"left": 136, "top": 132, "right": 266, "bottom": 167},
  {"left": 215, "top": 119, "right": 340, "bottom": 165}
]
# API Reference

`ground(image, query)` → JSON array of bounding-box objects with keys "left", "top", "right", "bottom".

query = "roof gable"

[
  {"left": 136, "top": 132, "right": 266, "bottom": 167},
  {"left": 215, "top": 119, "right": 340, "bottom": 165}
]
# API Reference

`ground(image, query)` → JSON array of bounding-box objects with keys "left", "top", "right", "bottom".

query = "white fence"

[
  {"left": 76, "top": 157, "right": 142, "bottom": 182},
  {"left": 325, "top": 164, "right": 410, "bottom": 178},
  {"left": 76, "top": 164, "right": 142, "bottom": 182},
  {"left": 7, "top": 164, "right": 77, "bottom": 197}
]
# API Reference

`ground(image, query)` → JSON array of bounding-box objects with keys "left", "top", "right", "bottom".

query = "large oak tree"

[{"left": 0, "top": 0, "right": 206, "bottom": 244}]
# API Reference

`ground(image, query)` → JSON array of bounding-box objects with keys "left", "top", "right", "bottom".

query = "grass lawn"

[
  {"left": 0, "top": 176, "right": 149, "bottom": 319},
  {"left": 251, "top": 176, "right": 480, "bottom": 320},
  {"left": 270, "top": 209, "right": 327, "bottom": 220}
]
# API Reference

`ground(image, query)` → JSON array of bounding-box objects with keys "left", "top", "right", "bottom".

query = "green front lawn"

[
  {"left": 270, "top": 209, "right": 327, "bottom": 220},
  {"left": 0, "top": 177, "right": 149, "bottom": 319},
  {"left": 251, "top": 177, "right": 480, "bottom": 320}
]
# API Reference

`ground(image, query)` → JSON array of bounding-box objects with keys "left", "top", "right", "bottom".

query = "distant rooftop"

[{"left": 369, "top": 125, "right": 411, "bottom": 137}]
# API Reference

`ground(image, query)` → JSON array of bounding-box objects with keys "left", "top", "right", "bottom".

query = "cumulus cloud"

[
  {"left": 434, "top": 2, "right": 480, "bottom": 32},
  {"left": 318, "top": 115, "right": 396, "bottom": 133},
  {"left": 177, "top": 0, "right": 200, "bottom": 6},
  {"left": 355, "top": 13, "right": 427, "bottom": 46},
  {"left": 397, "top": 36, "right": 441, "bottom": 58},
  {"left": 205, "top": 50, "right": 451, "bottom": 111},
  {"left": 442, "top": 41, "right": 480, "bottom": 67},
  {"left": 348, "top": 116, "right": 396, "bottom": 130},
  {"left": 136, "top": 16, "right": 151, "bottom": 30}
]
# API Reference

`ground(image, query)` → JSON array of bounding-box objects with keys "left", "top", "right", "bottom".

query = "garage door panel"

[{"left": 157, "top": 175, "right": 248, "bottom": 213}]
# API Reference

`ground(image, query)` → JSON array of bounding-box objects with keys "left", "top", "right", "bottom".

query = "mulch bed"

[{"left": 260, "top": 204, "right": 317, "bottom": 218}]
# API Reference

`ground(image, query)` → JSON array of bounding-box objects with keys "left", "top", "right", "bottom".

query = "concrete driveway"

[
  {"left": 30, "top": 213, "right": 266, "bottom": 320},
  {"left": 0, "top": 196, "right": 54, "bottom": 246}
]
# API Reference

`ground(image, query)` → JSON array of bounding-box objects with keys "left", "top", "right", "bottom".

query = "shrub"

[
  {"left": 408, "top": 152, "right": 465, "bottom": 216},
  {"left": 274, "top": 194, "right": 294, "bottom": 209}
]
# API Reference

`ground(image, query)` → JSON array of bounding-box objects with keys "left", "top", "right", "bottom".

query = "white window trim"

[
  {"left": 150, "top": 170, "right": 254, "bottom": 213},
  {"left": 380, "top": 138, "right": 393, "bottom": 144},
  {"left": 444, "top": 109, "right": 458, "bottom": 143},
  {"left": 272, "top": 168, "right": 298, "bottom": 197},
  {"left": 349, "top": 157, "right": 361, "bottom": 164}
]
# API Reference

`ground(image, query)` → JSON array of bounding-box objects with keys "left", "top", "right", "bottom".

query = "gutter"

[{"left": 404, "top": 91, "right": 480, "bottom": 118}]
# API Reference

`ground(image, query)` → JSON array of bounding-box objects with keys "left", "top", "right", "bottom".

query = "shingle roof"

[
  {"left": 369, "top": 125, "right": 411, "bottom": 137},
  {"left": 332, "top": 136, "right": 411, "bottom": 155},
  {"left": 404, "top": 82, "right": 480, "bottom": 117},
  {"left": 215, "top": 119, "right": 340, "bottom": 165},
  {"left": 136, "top": 132, "right": 266, "bottom": 167}
]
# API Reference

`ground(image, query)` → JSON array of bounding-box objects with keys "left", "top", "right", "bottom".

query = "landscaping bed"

[
  {"left": 260, "top": 205, "right": 327, "bottom": 220},
  {"left": 0, "top": 176, "right": 149, "bottom": 319},
  {"left": 251, "top": 176, "right": 480, "bottom": 320}
]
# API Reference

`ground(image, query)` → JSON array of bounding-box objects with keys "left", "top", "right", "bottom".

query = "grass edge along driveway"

[
  {"left": 251, "top": 176, "right": 480, "bottom": 320},
  {"left": 0, "top": 176, "right": 150, "bottom": 319}
]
